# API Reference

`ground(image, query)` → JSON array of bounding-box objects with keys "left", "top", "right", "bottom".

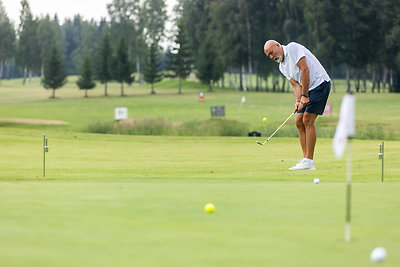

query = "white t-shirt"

[{"left": 279, "top": 42, "right": 330, "bottom": 91}]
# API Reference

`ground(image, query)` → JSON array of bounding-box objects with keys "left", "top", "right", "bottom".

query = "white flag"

[{"left": 333, "top": 94, "right": 355, "bottom": 158}]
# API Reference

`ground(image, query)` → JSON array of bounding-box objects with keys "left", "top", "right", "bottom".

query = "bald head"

[{"left": 264, "top": 40, "right": 283, "bottom": 63}]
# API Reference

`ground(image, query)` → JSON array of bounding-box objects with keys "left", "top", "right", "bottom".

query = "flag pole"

[{"left": 345, "top": 138, "right": 352, "bottom": 242}]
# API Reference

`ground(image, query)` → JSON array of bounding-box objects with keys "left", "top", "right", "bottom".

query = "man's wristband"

[{"left": 301, "top": 94, "right": 309, "bottom": 98}]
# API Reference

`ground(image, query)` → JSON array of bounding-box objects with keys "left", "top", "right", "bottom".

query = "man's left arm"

[{"left": 297, "top": 56, "right": 310, "bottom": 106}]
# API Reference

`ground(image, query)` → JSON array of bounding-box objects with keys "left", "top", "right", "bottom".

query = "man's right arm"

[{"left": 290, "top": 79, "right": 302, "bottom": 112}]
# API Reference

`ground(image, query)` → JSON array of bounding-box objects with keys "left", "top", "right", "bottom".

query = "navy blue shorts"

[{"left": 298, "top": 81, "right": 331, "bottom": 115}]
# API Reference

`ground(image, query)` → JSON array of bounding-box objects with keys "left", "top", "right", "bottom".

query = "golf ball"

[
  {"left": 263, "top": 117, "right": 267, "bottom": 123},
  {"left": 204, "top": 203, "right": 215, "bottom": 213},
  {"left": 314, "top": 178, "right": 320, "bottom": 184},
  {"left": 370, "top": 247, "right": 387, "bottom": 262}
]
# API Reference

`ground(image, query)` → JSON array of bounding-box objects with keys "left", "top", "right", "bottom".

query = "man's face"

[{"left": 264, "top": 44, "right": 282, "bottom": 63}]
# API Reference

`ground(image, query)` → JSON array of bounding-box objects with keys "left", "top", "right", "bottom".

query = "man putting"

[{"left": 264, "top": 40, "right": 331, "bottom": 170}]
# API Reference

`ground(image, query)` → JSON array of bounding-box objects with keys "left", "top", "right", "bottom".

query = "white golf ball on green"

[
  {"left": 370, "top": 247, "right": 387, "bottom": 262},
  {"left": 314, "top": 178, "right": 320, "bottom": 184}
]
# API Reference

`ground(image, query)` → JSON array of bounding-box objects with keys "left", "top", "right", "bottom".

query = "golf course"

[{"left": 0, "top": 77, "right": 399, "bottom": 266}]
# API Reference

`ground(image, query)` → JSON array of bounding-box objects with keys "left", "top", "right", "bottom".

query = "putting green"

[{"left": 0, "top": 129, "right": 399, "bottom": 266}]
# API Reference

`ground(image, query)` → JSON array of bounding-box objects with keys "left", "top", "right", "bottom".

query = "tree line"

[{"left": 0, "top": 0, "right": 400, "bottom": 96}]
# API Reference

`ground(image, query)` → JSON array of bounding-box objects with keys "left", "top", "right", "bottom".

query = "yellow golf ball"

[
  {"left": 204, "top": 203, "right": 215, "bottom": 213},
  {"left": 263, "top": 117, "right": 267, "bottom": 123}
]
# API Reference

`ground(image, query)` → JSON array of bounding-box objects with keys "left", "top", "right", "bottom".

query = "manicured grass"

[
  {"left": 0, "top": 129, "right": 399, "bottom": 266},
  {"left": 0, "top": 77, "right": 399, "bottom": 139},
  {"left": 0, "top": 78, "right": 399, "bottom": 266}
]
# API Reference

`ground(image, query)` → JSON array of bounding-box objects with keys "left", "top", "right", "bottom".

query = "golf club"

[{"left": 256, "top": 111, "right": 296, "bottom": 145}]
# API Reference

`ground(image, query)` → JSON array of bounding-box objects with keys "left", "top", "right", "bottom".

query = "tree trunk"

[
  {"left": 104, "top": 82, "right": 108, "bottom": 96},
  {"left": 136, "top": 55, "right": 141, "bottom": 83},
  {"left": 345, "top": 64, "right": 351, "bottom": 93},
  {"left": 121, "top": 82, "right": 125, "bottom": 96},
  {"left": 389, "top": 69, "right": 393, "bottom": 91},
  {"left": 41, "top": 63, "right": 44, "bottom": 84},
  {"left": 265, "top": 76, "right": 269, "bottom": 92},
  {"left": 228, "top": 70, "right": 233, "bottom": 87},
  {"left": 221, "top": 74, "right": 225, "bottom": 88},
  {"left": 243, "top": 0, "right": 253, "bottom": 91},
  {"left": 377, "top": 71, "right": 381, "bottom": 93},
  {"left": 29, "top": 70, "right": 32, "bottom": 82},
  {"left": 239, "top": 66, "right": 243, "bottom": 91},
  {"left": 273, "top": 72, "right": 278, "bottom": 92},
  {"left": 6, "top": 60, "right": 11, "bottom": 80},
  {"left": 281, "top": 76, "right": 286, "bottom": 92},
  {"left": 23, "top": 66, "right": 27, "bottom": 85},
  {"left": 382, "top": 66, "right": 388, "bottom": 93},
  {"left": 256, "top": 74, "right": 259, "bottom": 91},
  {"left": 362, "top": 75, "right": 367, "bottom": 93},
  {"left": 242, "top": 65, "right": 247, "bottom": 91},
  {"left": 208, "top": 81, "right": 212, "bottom": 92},
  {"left": 371, "top": 65, "right": 376, "bottom": 93},
  {"left": 233, "top": 70, "right": 238, "bottom": 89},
  {"left": 52, "top": 88, "right": 55, "bottom": 98},
  {"left": 353, "top": 69, "right": 360, "bottom": 93},
  {"left": 0, "top": 62, "right": 3, "bottom": 80},
  {"left": 151, "top": 83, "right": 156, "bottom": 94},
  {"left": 85, "top": 89, "right": 88, "bottom": 97},
  {"left": 178, "top": 77, "right": 182, "bottom": 94}
]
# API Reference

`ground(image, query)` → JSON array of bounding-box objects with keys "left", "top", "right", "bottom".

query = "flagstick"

[{"left": 345, "top": 138, "right": 352, "bottom": 242}]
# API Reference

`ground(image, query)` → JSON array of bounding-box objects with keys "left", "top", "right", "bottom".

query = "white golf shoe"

[{"left": 288, "top": 159, "right": 316, "bottom": 171}]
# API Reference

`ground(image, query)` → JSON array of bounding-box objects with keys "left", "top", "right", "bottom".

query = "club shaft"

[{"left": 266, "top": 112, "right": 295, "bottom": 141}]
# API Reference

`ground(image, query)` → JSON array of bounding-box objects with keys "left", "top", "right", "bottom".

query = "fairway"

[
  {"left": 1, "top": 78, "right": 400, "bottom": 266},
  {"left": 0, "top": 128, "right": 399, "bottom": 266}
]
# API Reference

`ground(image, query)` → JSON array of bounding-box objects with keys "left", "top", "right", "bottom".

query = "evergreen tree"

[
  {"left": 196, "top": 37, "right": 223, "bottom": 92},
  {"left": 170, "top": 20, "right": 192, "bottom": 94},
  {"left": 113, "top": 37, "right": 134, "bottom": 96},
  {"left": 143, "top": 42, "right": 162, "bottom": 94},
  {"left": 43, "top": 44, "right": 67, "bottom": 98},
  {"left": 96, "top": 29, "right": 112, "bottom": 96},
  {"left": 77, "top": 53, "right": 96, "bottom": 97}
]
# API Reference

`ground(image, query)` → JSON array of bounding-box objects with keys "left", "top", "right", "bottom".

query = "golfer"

[{"left": 263, "top": 40, "right": 331, "bottom": 170}]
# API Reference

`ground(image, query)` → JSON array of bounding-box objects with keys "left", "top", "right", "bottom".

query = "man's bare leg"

[
  {"left": 295, "top": 113, "right": 307, "bottom": 158},
  {"left": 302, "top": 112, "right": 318, "bottom": 160}
]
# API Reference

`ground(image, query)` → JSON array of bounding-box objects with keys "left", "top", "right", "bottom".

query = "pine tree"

[
  {"left": 171, "top": 20, "right": 192, "bottom": 94},
  {"left": 96, "top": 30, "right": 112, "bottom": 96},
  {"left": 77, "top": 54, "right": 96, "bottom": 97},
  {"left": 196, "top": 37, "right": 223, "bottom": 92},
  {"left": 113, "top": 37, "right": 134, "bottom": 96},
  {"left": 43, "top": 44, "right": 67, "bottom": 98},
  {"left": 143, "top": 42, "right": 162, "bottom": 94}
]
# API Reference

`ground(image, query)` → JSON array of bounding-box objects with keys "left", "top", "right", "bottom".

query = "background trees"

[
  {"left": 143, "top": 42, "right": 162, "bottom": 94},
  {"left": 169, "top": 20, "right": 192, "bottom": 94},
  {"left": 42, "top": 44, "right": 67, "bottom": 98},
  {"left": 2, "top": 0, "right": 400, "bottom": 93},
  {"left": 77, "top": 53, "right": 96, "bottom": 97},
  {"left": 0, "top": 0, "right": 15, "bottom": 81},
  {"left": 96, "top": 29, "right": 113, "bottom": 96}
]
